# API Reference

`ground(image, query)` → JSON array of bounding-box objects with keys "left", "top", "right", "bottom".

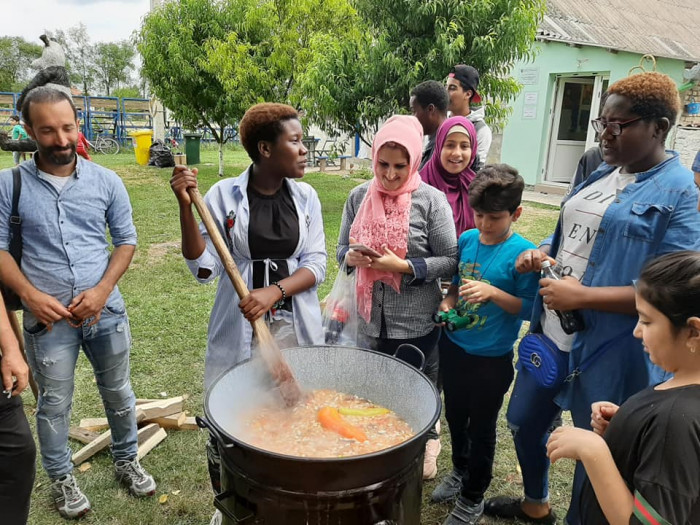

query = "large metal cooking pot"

[{"left": 201, "top": 344, "right": 441, "bottom": 524}]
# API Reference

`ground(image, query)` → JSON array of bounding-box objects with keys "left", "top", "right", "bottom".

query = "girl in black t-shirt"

[{"left": 547, "top": 251, "right": 700, "bottom": 525}]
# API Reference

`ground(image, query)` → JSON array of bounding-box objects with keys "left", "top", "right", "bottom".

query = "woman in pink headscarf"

[
  {"left": 337, "top": 115, "right": 458, "bottom": 479},
  {"left": 420, "top": 116, "right": 479, "bottom": 237}
]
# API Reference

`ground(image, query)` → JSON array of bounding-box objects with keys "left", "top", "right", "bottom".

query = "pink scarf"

[
  {"left": 350, "top": 115, "right": 423, "bottom": 322},
  {"left": 420, "top": 116, "right": 478, "bottom": 236}
]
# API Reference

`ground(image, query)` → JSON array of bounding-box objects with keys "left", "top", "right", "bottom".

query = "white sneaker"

[
  {"left": 115, "top": 457, "right": 156, "bottom": 497},
  {"left": 51, "top": 473, "right": 91, "bottom": 519},
  {"left": 210, "top": 509, "right": 223, "bottom": 525},
  {"left": 423, "top": 438, "right": 442, "bottom": 480}
]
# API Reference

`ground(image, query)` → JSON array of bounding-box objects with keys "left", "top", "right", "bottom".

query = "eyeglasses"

[{"left": 590, "top": 116, "right": 647, "bottom": 136}]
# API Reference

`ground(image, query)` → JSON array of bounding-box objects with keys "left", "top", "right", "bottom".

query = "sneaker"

[
  {"left": 51, "top": 473, "right": 91, "bottom": 519},
  {"left": 209, "top": 510, "right": 223, "bottom": 525},
  {"left": 114, "top": 457, "right": 156, "bottom": 497},
  {"left": 423, "top": 438, "right": 441, "bottom": 480},
  {"left": 443, "top": 497, "right": 484, "bottom": 525},
  {"left": 431, "top": 469, "right": 463, "bottom": 503}
]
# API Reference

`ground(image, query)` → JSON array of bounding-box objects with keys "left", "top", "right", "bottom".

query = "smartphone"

[{"left": 349, "top": 243, "right": 382, "bottom": 258}]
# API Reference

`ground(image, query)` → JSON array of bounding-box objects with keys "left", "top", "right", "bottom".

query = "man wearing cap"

[
  {"left": 447, "top": 65, "right": 493, "bottom": 166},
  {"left": 410, "top": 80, "right": 450, "bottom": 170}
]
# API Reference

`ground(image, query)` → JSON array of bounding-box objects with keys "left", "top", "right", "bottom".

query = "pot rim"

[{"left": 204, "top": 345, "right": 442, "bottom": 463}]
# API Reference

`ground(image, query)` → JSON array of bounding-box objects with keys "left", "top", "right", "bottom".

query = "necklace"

[{"left": 470, "top": 230, "right": 512, "bottom": 281}]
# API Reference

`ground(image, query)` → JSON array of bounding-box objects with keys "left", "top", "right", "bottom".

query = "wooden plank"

[
  {"left": 148, "top": 412, "right": 187, "bottom": 429},
  {"left": 135, "top": 398, "right": 162, "bottom": 405},
  {"left": 72, "top": 430, "right": 112, "bottom": 465},
  {"left": 137, "top": 428, "right": 167, "bottom": 460},
  {"left": 69, "top": 427, "right": 101, "bottom": 444},
  {"left": 79, "top": 417, "right": 110, "bottom": 431},
  {"left": 179, "top": 416, "right": 199, "bottom": 430},
  {"left": 137, "top": 423, "right": 162, "bottom": 444},
  {"left": 138, "top": 396, "right": 186, "bottom": 421},
  {"left": 72, "top": 415, "right": 157, "bottom": 465}
]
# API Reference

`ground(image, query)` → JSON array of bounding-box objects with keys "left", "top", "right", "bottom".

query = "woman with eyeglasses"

[{"left": 485, "top": 72, "right": 700, "bottom": 524}]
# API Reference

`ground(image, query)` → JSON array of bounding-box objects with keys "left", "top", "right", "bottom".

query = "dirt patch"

[{"left": 143, "top": 241, "right": 181, "bottom": 265}]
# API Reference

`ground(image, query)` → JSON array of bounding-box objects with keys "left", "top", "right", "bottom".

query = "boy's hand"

[
  {"left": 590, "top": 402, "right": 619, "bottom": 436},
  {"left": 459, "top": 279, "right": 495, "bottom": 304},
  {"left": 547, "top": 426, "right": 606, "bottom": 464},
  {"left": 515, "top": 249, "right": 556, "bottom": 274}
]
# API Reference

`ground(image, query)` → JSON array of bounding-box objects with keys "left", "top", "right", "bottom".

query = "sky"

[{"left": 2, "top": 0, "right": 152, "bottom": 44}]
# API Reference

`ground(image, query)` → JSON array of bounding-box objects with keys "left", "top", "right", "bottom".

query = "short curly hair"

[
  {"left": 239, "top": 103, "right": 299, "bottom": 163},
  {"left": 468, "top": 164, "right": 524, "bottom": 214},
  {"left": 410, "top": 80, "right": 449, "bottom": 112},
  {"left": 607, "top": 72, "right": 681, "bottom": 125}
]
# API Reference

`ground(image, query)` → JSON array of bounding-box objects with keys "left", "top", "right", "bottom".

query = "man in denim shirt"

[{"left": 0, "top": 88, "right": 155, "bottom": 519}]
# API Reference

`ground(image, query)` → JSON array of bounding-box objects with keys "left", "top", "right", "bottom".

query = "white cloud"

[{"left": 1, "top": 0, "right": 151, "bottom": 43}]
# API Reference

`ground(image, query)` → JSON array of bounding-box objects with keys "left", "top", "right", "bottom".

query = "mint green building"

[{"left": 500, "top": 1, "right": 700, "bottom": 189}]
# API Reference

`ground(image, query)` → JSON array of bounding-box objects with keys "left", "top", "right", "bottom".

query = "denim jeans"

[
  {"left": 23, "top": 302, "right": 138, "bottom": 479},
  {"left": 505, "top": 363, "right": 561, "bottom": 504}
]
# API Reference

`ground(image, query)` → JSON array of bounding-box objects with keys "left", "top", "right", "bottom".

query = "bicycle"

[{"left": 86, "top": 134, "right": 120, "bottom": 155}]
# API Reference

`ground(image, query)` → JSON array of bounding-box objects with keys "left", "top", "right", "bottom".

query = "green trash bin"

[{"left": 184, "top": 132, "right": 203, "bottom": 165}]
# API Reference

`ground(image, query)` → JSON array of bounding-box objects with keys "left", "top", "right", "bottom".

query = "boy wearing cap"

[
  {"left": 447, "top": 65, "right": 492, "bottom": 166},
  {"left": 410, "top": 80, "right": 450, "bottom": 170}
]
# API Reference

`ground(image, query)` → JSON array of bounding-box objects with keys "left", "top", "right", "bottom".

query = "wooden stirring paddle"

[{"left": 187, "top": 186, "right": 303, "bottom": 407}]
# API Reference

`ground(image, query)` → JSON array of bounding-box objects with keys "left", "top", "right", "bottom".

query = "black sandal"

[{"left": 483, "top": 496, "right": 558, "bottom": 524}]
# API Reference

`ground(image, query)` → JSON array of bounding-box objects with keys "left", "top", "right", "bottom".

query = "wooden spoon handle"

[{"left": 187, "top": 186, "right": 302, "bottom": 406}]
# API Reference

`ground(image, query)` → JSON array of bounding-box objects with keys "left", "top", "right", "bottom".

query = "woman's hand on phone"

[
  {"left": 367, "top": 245, "right": 411, "bottom": 274},
  {"left": 346, "top": 237, "right": 373, "bottom": 268}
]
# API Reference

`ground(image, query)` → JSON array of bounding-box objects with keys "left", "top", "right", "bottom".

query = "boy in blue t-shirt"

[{"left": 434, "top": 164, "right": 540, "bottom": 525}]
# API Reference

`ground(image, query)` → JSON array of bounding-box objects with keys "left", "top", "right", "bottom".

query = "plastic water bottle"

[{"left": 540, "top": 260, "right": 585, "bottom": 334}]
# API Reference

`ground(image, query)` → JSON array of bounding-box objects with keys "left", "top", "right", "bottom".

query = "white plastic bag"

[{"left": 322, "top": 261, "right": 359, "bottom": 346}]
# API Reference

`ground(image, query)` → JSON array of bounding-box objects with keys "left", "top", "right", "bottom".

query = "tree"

[
  {"left": 93, "top": 41, "right": 135, "bottom": 96},
  {"left": 54, "top": 23, "right": 96, "bottom": 95},
  {"left": 138, "top": 0, "right": 358, "bottom": 176},
  {"left": 298, "top": 0, "right": 545, "bottom": 146},
  {"left": 0, "top": 37, "right": 42, "bottom": 92}
]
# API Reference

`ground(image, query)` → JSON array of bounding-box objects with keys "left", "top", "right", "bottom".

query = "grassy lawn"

[{"left": 0, "top": 147, "right": 573, "bottom": 524}]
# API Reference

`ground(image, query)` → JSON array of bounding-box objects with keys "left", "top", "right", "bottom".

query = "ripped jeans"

[{"left": 24, "top": 304, "right": 138, "bottom": 479}]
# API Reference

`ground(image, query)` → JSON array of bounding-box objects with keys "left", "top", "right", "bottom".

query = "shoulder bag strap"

[
  {"left": 8, "top": 167, "right": 22, "bottom": 265},
  {"left": 565, "top": 330, "right": 631, "bottom": 382}
]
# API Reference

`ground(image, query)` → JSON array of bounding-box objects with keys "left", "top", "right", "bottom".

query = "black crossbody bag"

[{"left": 0, "top": 167, "right": 23, "bottom": 311}]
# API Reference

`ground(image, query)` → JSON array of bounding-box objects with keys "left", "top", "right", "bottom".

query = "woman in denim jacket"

[{"left": 485, "top": 73, "right": 700, "bottom": 524}]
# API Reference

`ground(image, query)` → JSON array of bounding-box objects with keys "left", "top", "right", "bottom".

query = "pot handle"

[
  {"left": 196, "top": 416, "right": 234, "bottom": 449},
  {"left": 213, "top": 490, "right": 255, "bottom": 523},
  {"left": 393, "top": 343, "right": 426, "bottom": 371}
]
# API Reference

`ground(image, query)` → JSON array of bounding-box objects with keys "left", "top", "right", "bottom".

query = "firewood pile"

[{"left": 68, "top": 396, "right": 198, "bottom": 465}]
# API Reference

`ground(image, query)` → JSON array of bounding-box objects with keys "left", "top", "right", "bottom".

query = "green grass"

[{"left": 0, "top": 148, "right": 572, "bottom": 524}]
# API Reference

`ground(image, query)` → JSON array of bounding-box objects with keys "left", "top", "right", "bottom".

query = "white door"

[
  {"left": 585, "top": 76, "right": 610, "bottom": 150},
  {"left": 545, "top": 77, "right": 595, "bottom": 183}
]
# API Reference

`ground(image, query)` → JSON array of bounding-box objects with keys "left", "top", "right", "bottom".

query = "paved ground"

[{"left": 522, "top": 189, "right": 562, "bottom": 207}]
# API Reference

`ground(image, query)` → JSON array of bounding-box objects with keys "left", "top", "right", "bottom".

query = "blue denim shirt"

[
  {"left": 531, "top": 152, "right": 700, "bottom": 416},
  {"left": 0, "top": 156, "right": 137, "bottom": 307}
]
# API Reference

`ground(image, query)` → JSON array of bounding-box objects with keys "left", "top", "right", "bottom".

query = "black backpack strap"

[{"left": 8, "top": 167, "right": 22, "bottom": 265}]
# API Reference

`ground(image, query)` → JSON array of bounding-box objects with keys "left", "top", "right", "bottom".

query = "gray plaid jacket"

[{"left": 337, "top": 181, "right": 458, "bottom": 339}]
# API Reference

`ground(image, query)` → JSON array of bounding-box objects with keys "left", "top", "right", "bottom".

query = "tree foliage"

[
  {"left": 54, "top": 23, "right": 96, "bottom": 96},
  {"left": 298, "top": 0, "right": 545, "bottom": 144},
  {"left": 93, "top": 41, "right": 135, "bottom": 96},
  {"left": 0, "top": 37, "right": 42, "bottom": 92},
  {"left": 137, "top": 0, "right": 359, "bottom": 175}
]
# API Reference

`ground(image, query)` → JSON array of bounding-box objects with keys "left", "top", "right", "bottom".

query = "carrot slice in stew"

[{"left": 317, "top": 407, "right": 368, "bottom": 442}]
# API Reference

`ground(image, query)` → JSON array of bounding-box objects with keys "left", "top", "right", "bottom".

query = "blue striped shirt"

[{"left": 0, "top": 155, "right": 137, "bottom": 306}]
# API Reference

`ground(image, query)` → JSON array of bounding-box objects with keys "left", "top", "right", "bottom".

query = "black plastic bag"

[{"left": 147, "top": 140, "right": 175, "bottom": 168}]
